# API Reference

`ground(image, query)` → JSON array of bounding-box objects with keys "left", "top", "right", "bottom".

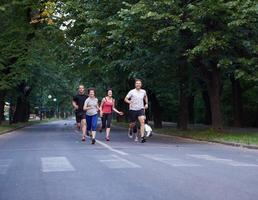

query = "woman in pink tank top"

[{"left": 100, "top": 89, "right": 124, "bottom": 141}]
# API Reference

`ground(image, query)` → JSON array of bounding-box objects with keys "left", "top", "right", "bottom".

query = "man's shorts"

[
  {"left": 129, "top": 109, "right": 145, "bottom": 123},
  {"left": 75, "top": 111, "right": 86, "bottom": 123}
]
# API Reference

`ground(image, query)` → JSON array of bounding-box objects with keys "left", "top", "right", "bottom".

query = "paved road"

[{"left": 1, "top": 120, "right": 258, "bottom": 200}]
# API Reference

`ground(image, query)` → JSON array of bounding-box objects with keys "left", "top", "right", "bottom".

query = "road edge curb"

[
  {"left": 0, "top": 120, "right": 57, "bottom": 136},
  {"left": 112, "top": 124, "right": 258, "bottom": 150}
]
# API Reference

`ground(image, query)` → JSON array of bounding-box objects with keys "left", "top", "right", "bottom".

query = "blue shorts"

[{"left": 86, "top": 114, "right": 98, "bottom": 131}]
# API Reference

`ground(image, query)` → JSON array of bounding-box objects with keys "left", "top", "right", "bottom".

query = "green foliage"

[{"left": 1, "top": 0, "right": 257, "bottom": 126}]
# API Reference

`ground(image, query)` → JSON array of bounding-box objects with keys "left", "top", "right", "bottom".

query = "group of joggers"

[{"left": 72, "top": 79, "right": 149, "bottom": 144}]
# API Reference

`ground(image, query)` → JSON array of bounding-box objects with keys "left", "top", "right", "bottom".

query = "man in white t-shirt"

[{"left": 124, "top": 79, "right": 148, "bottom": 143}]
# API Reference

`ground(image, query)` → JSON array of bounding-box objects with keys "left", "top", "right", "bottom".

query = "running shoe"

[
  {"left": 128, "top": 128, "right": 133, "bottom": 139},
  {"left": 91, "top": 138, "right": 96, "bottom": 145},
  {"left": 105, "top": 137, "right": 110, "bottom": 141},
  {"left": 82, "top": 137, "right": 86, "bottom": 142},
  {"left": 134, "top": 136, "right": 139, "bottom": 142},
  {"left": 141, "top": 137, "right": 146, "bottom": 143}
]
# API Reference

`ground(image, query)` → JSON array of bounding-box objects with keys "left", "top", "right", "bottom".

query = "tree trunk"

[
  {"left": 150, "top": 92, "right": 162, "bottom": 128},
  {"left": 177, "top": 65, "right": 189, "bottom": 130},
  {"left": 207, "top": 68, "right": 223, "bottom": 130},
  {"left": 177, "top": 63, "right": 189, "bottom": 130},
  {"left": 13, "top": 83, "right": 31, "bottom": 123},
  {"left": 230, "top": 75, "right": 243, "bottom": 127},
  {"left": 178, "top": 83, "right": 189, "bottom": 130},
  {"left": 188, "top": 95, "right": 195, "bottom": 124},
  {"left": 0, "top": 91, "right": 6, "bottom": 124},
  {"left": 255, "top": 104, "right": 258, "bottom": 127},
  {"left": 201, "top": 90, "right": 212, "bottom": 125},
  {"left": 13, "top": 96, "right": 30, "bottom": 123}
]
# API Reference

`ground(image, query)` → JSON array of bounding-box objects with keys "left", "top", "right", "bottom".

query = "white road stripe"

[
  {"left": 99, "top": 154, "right": 140, "bottom": 169},
  {"left": 142, "top": 154, "right": 201, "bottom": 167},
  {"left": 95, "top": 140, "right": 129, "bottom": 156},
  {"left": 0, "top": 159, "right": 12, "bottom": 175},
  {"left": 188, "top": 154, "right": 258, "bottom": 167},
  {"left": 74, "top": 130, "right": 128, "bottom": 156},
  {"left": 41, "top": 157, "right": 75, "bottom": 172}
]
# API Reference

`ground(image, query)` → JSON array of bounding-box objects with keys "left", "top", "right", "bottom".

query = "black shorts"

[
  {"left": 129, "top": 109, "right": 145, "bottom": 123},
  {"left": 101, "top": 113, "right": 113, "bottom": 129},
  {"left": 75, "top": 111, "right": 86, "bottom": 123}
]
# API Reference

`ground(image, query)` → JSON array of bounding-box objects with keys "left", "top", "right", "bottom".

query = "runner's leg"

[
  {"left": 101, "top": 114, "right": 107, "bottom": 130},
  {"left": 106, "top": 113, "right": 112, "bottom": 140},
  {"left": 75, "top": 113, "right": 81, "bottom": 130},
  {"left": 138, "top": 116, "right": 145, "bottom": 137},
  {"left": 138, "top": 115, "right": 146, "bottom": 143},
  {"left": 128, "top": 110, "right": 136, "bottom": 138},
  {"left": 86, "top": 115, "right": 92, "bottom": 136},
  {"left": 81, "top": 119, "right": 86, "bottom": 138},
  {"left": 91, "top": 114, "right": 98, "bottom": 144}
]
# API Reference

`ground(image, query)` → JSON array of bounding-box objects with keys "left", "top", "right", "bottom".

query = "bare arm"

[
  {"left": 72, "top": 101, "right": 78, "bottom": 110},
  {"left": 96, "top": 103, "right": 100, "bottom": 111},
  {"left": 112, "top": 99, "right": 123, "bottom": 115},
  {"left": 83, "top": 100, "right": 91, "bottom": 111},
  {"left": 99, "top": 98, "right": 105, "bottom": 112},
  {"left": 144, "top": 94, "right": 148, "bottom": 109},
  {"left": 124, "top": 96, "right": 131, "bottom": 104}
]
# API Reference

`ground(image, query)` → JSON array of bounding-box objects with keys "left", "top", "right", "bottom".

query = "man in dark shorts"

[
  {"left": 124, "top": 79, "right": 148, "bottom": 143},
  {"left": 72, "top": 85, "right": 87, "bottom": 140}
]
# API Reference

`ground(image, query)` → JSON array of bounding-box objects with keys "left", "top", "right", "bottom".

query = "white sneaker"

[
  {"left": 128, "top": 129, "right": 133, "bottom": 139},
  {"left": 134, "top": 136, "right": 139, "bottom": 142}
]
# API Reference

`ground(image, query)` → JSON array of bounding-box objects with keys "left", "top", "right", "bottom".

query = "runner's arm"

[
  {"left": 96, "top": 103, "right": 100, "bottom": 111},
  {"left": 99, "top": 98, "right": 105, "bottom": 112},
  {"left": 124, "top": 97, "right": 131, "bottom": 104},
  {"left": 124, "top": 91, "right": 132, "bottom": 104},
  {"left": 112, "top": 99, "right": 124, "bottom": 115},
  {"left": 83, "top": 100, "right": 91, "bottom": 111},
  {"left": 72, "top": 101, "right": 78, "bottom": 110},
  {"left": 144, "top": 93, "right": 148, "bottom": 109}
]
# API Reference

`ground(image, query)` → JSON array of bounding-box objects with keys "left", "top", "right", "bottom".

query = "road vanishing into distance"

[{"left": 1, "top": 120, "right": 258, "bottom": 200}]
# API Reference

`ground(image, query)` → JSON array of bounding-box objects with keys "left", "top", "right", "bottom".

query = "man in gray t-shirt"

[{"left": 124, "top": 79, "right": 148, "bottom": 143}]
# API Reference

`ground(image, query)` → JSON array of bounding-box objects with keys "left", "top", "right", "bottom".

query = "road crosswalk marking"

[
  {"left": 142, "top": 154, "right": 201, "bottom": 167},
  {"left": 0, "top": 159, "right": 12, "bottom": 175},
  {"left": 41, "top": 157, "right": 75, "bottom": 172},
  {"left": 99, "top": 154, "right": 141, "bottom": 169},
  {"left": 188, "top": 154, "right": 258, "bottom": 167}
]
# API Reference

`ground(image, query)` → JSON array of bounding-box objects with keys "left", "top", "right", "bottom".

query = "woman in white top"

[{"left": 83, "top": 88, "right": 100, "bottom": 144}]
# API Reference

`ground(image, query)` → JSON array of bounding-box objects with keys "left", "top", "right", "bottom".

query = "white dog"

[{"left": 144, "top": 124, "right": 153, "bottom": 137}]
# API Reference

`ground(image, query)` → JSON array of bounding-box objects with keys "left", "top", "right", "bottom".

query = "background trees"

[{"left": 1, "top": 0, "right": 257, "bottom": 130}]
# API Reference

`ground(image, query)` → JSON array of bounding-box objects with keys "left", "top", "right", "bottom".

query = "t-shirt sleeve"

[
  {"left": 126, "top": 90, "right": 132, "bottom": 99},
  {"left": 84, "top": 98, "right": 88, "bottom": 107},
  {"left": 144, "top": 90, "right": 147, "bottom": 97}
]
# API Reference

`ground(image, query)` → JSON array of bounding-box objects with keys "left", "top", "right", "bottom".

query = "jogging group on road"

[{"left": 72, "top": 79, "right": 151, "bottom": 145}]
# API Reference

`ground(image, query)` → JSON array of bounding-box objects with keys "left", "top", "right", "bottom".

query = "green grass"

[
  {"left": 113, "top": 121, "right": 258, "bottom": 146},
  {"left": 154, "top": 128, "right": 258, "bottom": 146},
  {"left": 0, "top": 118, "right": 58, "bottom": 135}
]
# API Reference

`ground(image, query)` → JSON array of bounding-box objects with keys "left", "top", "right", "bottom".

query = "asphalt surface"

[{"left": 1, "top": 120, "right": 258, "bottom": 200}]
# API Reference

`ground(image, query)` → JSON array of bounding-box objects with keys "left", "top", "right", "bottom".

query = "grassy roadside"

[
  {"left": 0, "top": 118, "right": 58, "bottom": 135},
  {"left": 154, "top": 128, "right": 258, "bottom": 146},
  {"left": 113, "top": 121, "right": 258, "bottom": 146}
]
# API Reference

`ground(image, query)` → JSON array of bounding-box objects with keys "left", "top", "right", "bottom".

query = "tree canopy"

[{"left": 0, "top": 0, "right": 257, "bottom": 130}]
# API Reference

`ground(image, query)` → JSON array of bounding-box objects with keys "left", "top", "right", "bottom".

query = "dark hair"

[
  {"left": 135, "top": 79, "right": 142, "bottom": 83},
  {"left": 106, "top": 88, "right": 112, "bottom": 95},
  {"left": 88, "top": 87, "right": 96, "bottom": 95}
]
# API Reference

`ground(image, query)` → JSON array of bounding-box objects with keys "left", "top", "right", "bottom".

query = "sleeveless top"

[{"left": 102, "top": 98, "right": 114, "bottom": 114}]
